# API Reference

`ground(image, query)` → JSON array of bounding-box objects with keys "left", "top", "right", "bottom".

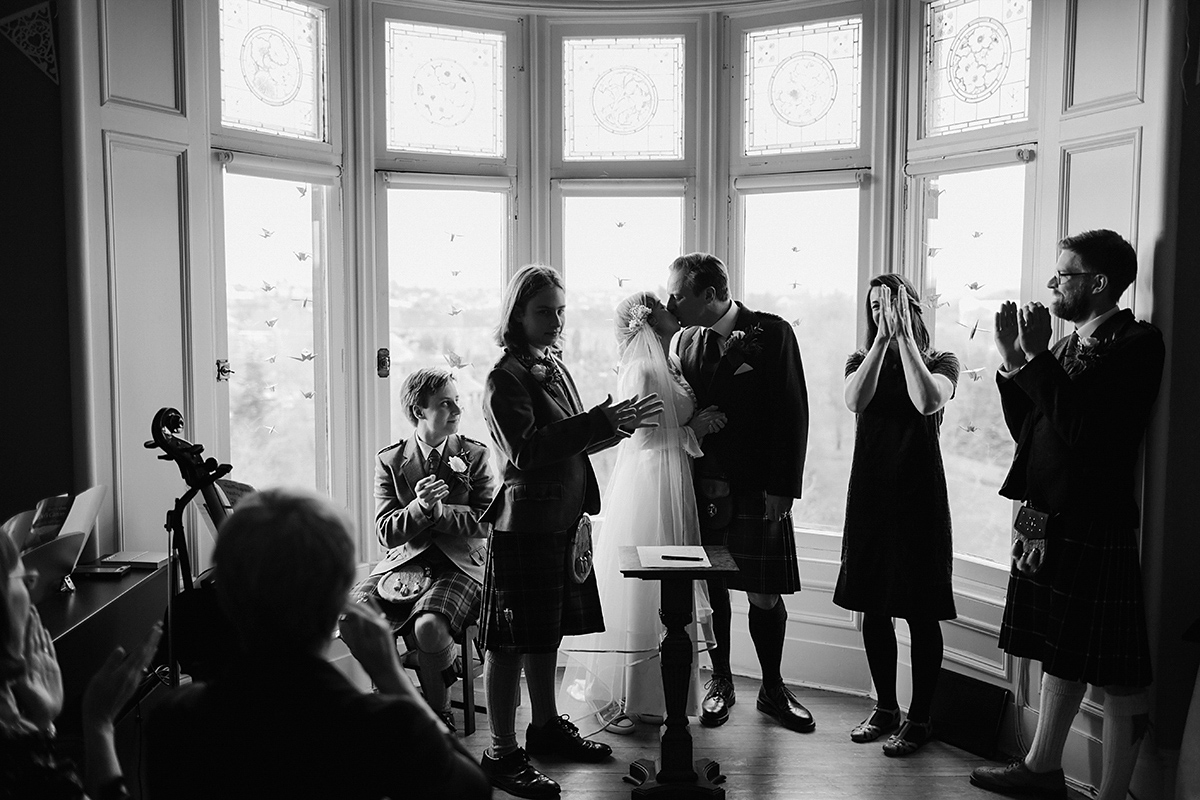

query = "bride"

[{"left": 558, "top": 291, "right": 725, "bottom": 735}]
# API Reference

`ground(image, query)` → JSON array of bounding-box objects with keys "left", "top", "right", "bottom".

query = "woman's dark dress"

[{"left": 833, "top": 347, "right": 959, "bottom": 621}]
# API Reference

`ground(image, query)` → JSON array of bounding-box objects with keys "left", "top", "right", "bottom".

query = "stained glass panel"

[
  {"left": 563, "top": 37, "right": 685, "bottom": 162},
  {"left": 223, "top": 172, "right": 329, "bottom": 491},
  {"left": 920, "top": 164, "right": 1026, "bottom": 564},
  {"left": 923, "top": 0, "right": 1031, "bottom": 137},
  {"left": 220, "top": 0, "right": 326, "bottom": 142},
  {"left": 743, "top": 17, "right": 861, "bottom": 156},
  {"left": 385, "top": 22, "right": 506, "bottom": 158}
]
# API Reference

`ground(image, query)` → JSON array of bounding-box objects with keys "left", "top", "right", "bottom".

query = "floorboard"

[{"left": 456, "top": 671, "right": 1088, "bottom": 800}]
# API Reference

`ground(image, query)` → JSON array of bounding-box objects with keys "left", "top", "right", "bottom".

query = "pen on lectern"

[{"left": 661, "top": 555, "right": 704, "bottom": 562}]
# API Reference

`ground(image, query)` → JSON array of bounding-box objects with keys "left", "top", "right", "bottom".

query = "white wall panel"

[
  {"left": 105, "top": 134, "right": 191, "bottom": 551},
  {"left": 100, "top": 0, "right": 182, "bottom": 112},
  {"left": 1060, "top": 130, "right": 1141, "bottom": 244},
  {"left": 1064, "top": 0, "right": 1146, "bottom": 115}
]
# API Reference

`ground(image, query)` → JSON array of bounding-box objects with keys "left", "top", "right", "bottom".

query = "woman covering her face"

[{"left": 835, "top": 273, "right": 960, "bottom": 757}]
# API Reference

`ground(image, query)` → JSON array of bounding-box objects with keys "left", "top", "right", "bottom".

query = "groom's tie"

[
  {"left": 699, "top": 328, "right": 722, "bottom": 385},
  {"left": 425, "top": 447, "right": 441, "bottom": 478}
]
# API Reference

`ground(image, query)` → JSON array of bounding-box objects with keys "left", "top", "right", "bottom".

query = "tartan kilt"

[
  {"left": 700, "top": 488, "right": 801, "bottom": 594},
  {"left": 480, "top": 523, "right": 605, "bottom": 654},
  {"left": 998, "top": 514, "right": 1152, "bottom": 687},
  {"left": 350, "top": 549, "right": 481, "bottom": 641}
]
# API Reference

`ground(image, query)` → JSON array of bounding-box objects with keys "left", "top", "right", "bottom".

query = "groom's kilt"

[{"left": 700, "top": 487, "right": 801, "bottom": 594}]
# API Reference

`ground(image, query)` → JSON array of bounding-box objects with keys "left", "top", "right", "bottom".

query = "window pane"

[
  {"left": 385, "top": 22, "right": 506, "bottom": 158},
  {"left": 220, "top": 0, "right": 327, "bottom": 142},
  {"left": 922, "top": 0, "right": 1031, "bottom": 137},
  {"left": 562, "top": 194, "right": 685, "bottom": 487},
  {"left": 563, "top": 37, "right": 685, "bottom": 162},
  {"left": 743, "top": 189, "right": 859, "bottom": 532},
  {"left": 921, "top": 164, "right": 1025, "bottom": 565},
  {"left": 744, "top": 17, "right": 861, "bottom": 156},
  {"left": 223, "top": 173, "right": 329, "bottom": 491},
  {"left": 385, "top": 187, "right": 507, "bottom": 456}
]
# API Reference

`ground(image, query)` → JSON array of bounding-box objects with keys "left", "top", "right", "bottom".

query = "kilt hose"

[
  {"left": 480, "top": 522, "right": 605, "bottom": 654},
  {"left": 999, "top": 513, "right": 1152, "bottom": 687},
  {"left": 351, "top": 549, "right": 481, "bottom": 642},
  {"left": 700, "top": 488, "right": 801, "bottom": 595}
]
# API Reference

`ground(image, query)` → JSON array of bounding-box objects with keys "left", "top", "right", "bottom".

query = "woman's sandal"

[
  {"left": 882, "top": 719, "right": 933, "bottom": 757},
  {"left": 850, "top": 706, "right": 902, "bottom": 743},
  {"left": 605, "top": 714, "right": 637, "bottom": 735}
]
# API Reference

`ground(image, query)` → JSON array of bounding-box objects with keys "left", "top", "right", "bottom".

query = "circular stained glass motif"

[
  {"left": 769, "top": 52, "right": 838, "bottom": 127},
  {"left": 240, "top": 26, "right": 303, "bottom": 107},
  {"left": 947, "top": 17, "right": 1011, "bottom": 103},
  {"left": 412, "top": 59, "right": 476, "bottom": 127},
  {"left": 592, "top": 67, "right": 658, "bottom": 135}
]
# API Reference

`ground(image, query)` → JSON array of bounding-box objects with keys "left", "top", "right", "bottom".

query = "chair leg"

[{"left": 460, "top": 623, "right": 478, "bottom": 736}]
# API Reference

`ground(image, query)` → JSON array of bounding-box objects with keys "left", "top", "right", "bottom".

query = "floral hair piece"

[{"left": 626, "top": 304, "right": 653, "bottom": 333}]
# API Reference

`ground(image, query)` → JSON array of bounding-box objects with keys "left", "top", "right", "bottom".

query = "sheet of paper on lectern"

[{"left": 637, "top": 545, "right": 711, "bottom": 568}]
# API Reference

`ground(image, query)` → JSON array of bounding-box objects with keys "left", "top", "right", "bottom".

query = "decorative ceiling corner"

[{"left": 0, "top": 2, "right": 58, "bottom": 85}]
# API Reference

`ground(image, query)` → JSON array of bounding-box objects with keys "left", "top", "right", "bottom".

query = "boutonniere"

[
  {"left": 446, "top": 453, "right": 471, "bottom": 488},
  {"left": 722, "top": 325, "right": 765, "bottom": 368},
  {"left": 1073, "top": 335, "right": 1109, "bottom": 369},
  {"left": 511, "top": 350, "right": 564, "bottom": 389}
]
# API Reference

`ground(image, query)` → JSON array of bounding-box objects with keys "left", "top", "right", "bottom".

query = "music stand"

[{"left": 618, "top": 545, "right": 738, "bottom": 799}]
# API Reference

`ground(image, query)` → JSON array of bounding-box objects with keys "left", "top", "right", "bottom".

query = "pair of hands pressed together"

[
  {"left": 872, "top": 284, "right": 917, "bottom": 345},
  {"left": 993, "top": 300, "right": 1052, "bottom": 372},
  {"left": 414, "top": 475, "right": 451, "bottom": 516}
]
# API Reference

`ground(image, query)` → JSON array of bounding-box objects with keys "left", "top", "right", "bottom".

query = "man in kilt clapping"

[
  {"left": 971, "top": 230, "right": 1164, "bottom": 800},
  {"left": 667, "top": 253, "right": 815, "bottom": 733}
]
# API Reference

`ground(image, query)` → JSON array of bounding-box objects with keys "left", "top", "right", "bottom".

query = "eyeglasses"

[{"left": 1054, "top": 271, "right": 1094, "bottom": 281}]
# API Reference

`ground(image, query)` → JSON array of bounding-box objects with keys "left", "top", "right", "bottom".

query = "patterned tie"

[
  {"left": 1061, "top": 331, "right": 1084, "bottom": 378},
  {"left": 699, "top": 328, "right": 722, "bottom": 384},
  {"left": 425, "top": 447, "right": 441, "bottom": 478}
]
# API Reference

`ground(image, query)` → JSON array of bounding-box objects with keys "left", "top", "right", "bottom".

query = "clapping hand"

[
  {"left": 598, "top": 392, "right": 664, "bottom": 433},
  {"left": 82, "top": 621, "right": 163, "bottom": 731},
  {"left": 1016, "top": 302, "right": 1052, "bottom": 361},
  {"left": 875, "top": 285, "right": 897, "bottom": 344},
  {"left": 994, "top": 301, "right": 1024, "bottom": 370},
  {"left": 895, "top": 285, "right": 915, "bottom": 341},
  {"left": 414, "top": 475, "right": 450, "bottom": 515},
  {"left": 14, "top": 607, "right": 63, "bottom": 730}
]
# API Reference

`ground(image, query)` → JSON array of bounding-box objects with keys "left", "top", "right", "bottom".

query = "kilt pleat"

[
  {"left": 480, "top": 524, "right": 605, "bottom": 654},
  {"left": 351, "top": 549, "right": 481, "bottom": 641},
  {"left": 700, "top": 489, "right": 801, "bottom": 594},
  {"left": 999, "top": 515, "right": 1152, "bottom": 687}
]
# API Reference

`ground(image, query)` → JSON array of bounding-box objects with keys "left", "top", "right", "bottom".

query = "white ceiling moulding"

[{"left": 436, "top": 0, "right": 816, "bottom": 12}]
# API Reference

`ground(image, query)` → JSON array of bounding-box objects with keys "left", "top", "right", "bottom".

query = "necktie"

[
  {"left": 425, "top": 447, "right": 441, "bottom": 477},
  {"left": 699, "top": 329, "right": 722, "bottom": 383},
  {"left": 1062, "top": 332, "right": 1083, "bottom": 377}
]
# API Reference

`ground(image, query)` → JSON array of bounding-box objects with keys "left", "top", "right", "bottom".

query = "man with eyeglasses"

[{"left": 970, "top": 230, "right": 1164, "bottom": 800}]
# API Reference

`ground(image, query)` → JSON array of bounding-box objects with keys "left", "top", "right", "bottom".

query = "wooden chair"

[{"left": 399, "top": 622, "right": 486, "bottom": 735}]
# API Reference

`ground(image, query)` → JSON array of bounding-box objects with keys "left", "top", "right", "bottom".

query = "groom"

[{"left": 667, "top": 252, "right": 813, "bottom": 732}]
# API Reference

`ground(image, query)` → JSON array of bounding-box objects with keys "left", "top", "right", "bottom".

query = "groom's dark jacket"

[
  {"left": 679, "top": 303, "right": 809, "bottom": 498},
  {"left": 998, "top": 308, "right": 1163, "bottom": 527}
]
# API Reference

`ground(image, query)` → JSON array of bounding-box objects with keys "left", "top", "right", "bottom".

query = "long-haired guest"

[
  {"left": 837, "top": 273, "right": 959, "bottom": 756},
  {"left": 1, "top": 529, "right": 162, "bottom": 800},
  {"left": 477, "top": 265, "right": 662, "bottom": 798}
]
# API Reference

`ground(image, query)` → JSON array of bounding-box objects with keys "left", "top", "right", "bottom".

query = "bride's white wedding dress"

[{"left": 557, "top": 321, "right": 712, "bottom": 735}]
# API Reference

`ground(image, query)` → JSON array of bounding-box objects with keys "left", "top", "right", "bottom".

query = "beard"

[{"left": 1050, "top": 290, "right": 1087, "bottom": 322}]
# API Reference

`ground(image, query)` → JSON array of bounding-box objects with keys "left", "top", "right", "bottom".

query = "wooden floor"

[{"left": 456, "top": 672, "right": 1085, "bottom": 800}]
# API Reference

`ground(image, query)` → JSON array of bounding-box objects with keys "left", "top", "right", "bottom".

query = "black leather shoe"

[
  {"left": 700, "top": 675, "right": 736, "bottom": 727},
  {"left": 435, "top": 709, "right": 456, "bottom": 734},
  {"left": 969, "top": 760, "right": 1067, "bottom": 799},
  {"left": 526, "top": 715, "right": 613, "bottom": 763},
  {"left": 480, "top": 747, "right": 560, "bottom": 799},
  {"left": 756, "top": 683, "right": 816, "bottom": 732}
]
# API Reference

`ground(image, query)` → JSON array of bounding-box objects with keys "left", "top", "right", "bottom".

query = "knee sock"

[
  {"left": 1097, "top": 691, "right": 1149, "bottom": 800},
  {"left": 1024, "top": 674, "right": 1086, "bottom": 773},
  {"left": 485, "top": 651, "right": 523, "bottom": 758},
  {"left": 861, "top": 613, "right": 899, "bottom": 711},
  {"left": 417, "top": 640, "right": 457, "bottom": 713},
  {"left": 522, "top": 650, "right": 560, "bottom": 729},
  {"left": 748, "top": 596, "right": 787, "bottom": 688},
  {"left": 707, "top": 579, "right": 732, "bottom": 677},
  {"left": 906, "top": 620, "right": 943, "bottom": 723}
]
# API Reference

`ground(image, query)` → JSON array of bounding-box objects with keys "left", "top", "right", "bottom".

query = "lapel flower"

[
  {"left": 515, "top": 350, "right": 564, "bottom": 389},
  {"left": 721, "top": 325, "right": 765, "bottom": 368},
  {"left": 1068, "top": 334, "right": 1109, "bottom": 374},
  {"left": 447, "top": 455, "right": 468, "bottom": 474}
]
